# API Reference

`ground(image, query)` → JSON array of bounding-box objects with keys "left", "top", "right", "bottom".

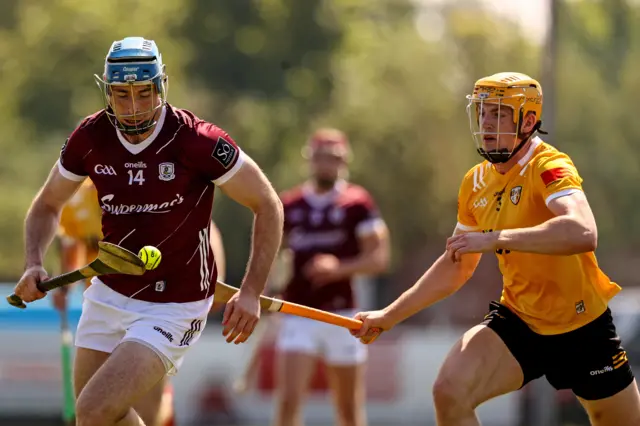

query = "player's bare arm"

[
  {"left": 219, "top": 155, "right": 284, "bottom": 344},
  {"left": 353, "top": 227, "right": 481, "bottom": 340},
  {"left": 304, "top": 224, "right": 390, "bottom": 286},
  {"left": 15, "top": 164, "right": 84, "bottom": 303},
  {"left": 447, "top": 191, "right": 597, "bottom": 258}
]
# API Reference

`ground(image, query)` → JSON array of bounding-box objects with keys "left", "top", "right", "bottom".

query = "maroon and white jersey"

[
  {"left": 58, "top": 104, "right": 244, "bottom": 303},
  {"left": 281, "top": 181, "right": 384, "bottom": 311}
]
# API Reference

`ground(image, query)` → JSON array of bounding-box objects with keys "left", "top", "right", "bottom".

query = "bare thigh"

[
  {"left": 325, "top": 363, "right": 366, "bottom": 426},
  {"left": 133, "top": 376, "right": 167, "bottom": 426},
  {"left": 434, "top": 325, "right": 524, "bottom": 408},
  {"left": 74, "top": 347, "right": 111, "bottom": 398},
  {"left": 76, "top": 341, "right": 167, "bottom": 422},
  {"left": 578, "top": 380, "right": 640, "bottom": 426},
  {"left": 273, "top": 351, "right": 318, "bottom": 426}
]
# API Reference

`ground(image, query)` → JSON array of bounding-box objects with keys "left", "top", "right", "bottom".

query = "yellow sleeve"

[
  {"left": 532, "top": 153, "right": 583, "bottom": 206},
  {"left": 456, "top": 167, "right": 479, "bottom": 231},
  {"left": 58, "top": 180, "right": 103, "bottom": 240}
]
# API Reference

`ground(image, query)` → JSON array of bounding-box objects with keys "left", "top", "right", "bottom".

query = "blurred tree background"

[{"left": 1, "top": 0, "right": 638, "bottom": 315}]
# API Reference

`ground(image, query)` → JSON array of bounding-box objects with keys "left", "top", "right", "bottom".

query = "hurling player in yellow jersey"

[{"left": 353, "top": 73, "right": 640, "bottom": 426}]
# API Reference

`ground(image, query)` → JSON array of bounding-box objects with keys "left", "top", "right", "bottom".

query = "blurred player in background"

[
  {"left": 354, "top": 73, "right": 640, "bottom": 426},
  {"left": 53, "top": 178, "right": 228, "bottom": 426},
  {"left": 273, "top": 128, "right": 390, "bottom": 426}
]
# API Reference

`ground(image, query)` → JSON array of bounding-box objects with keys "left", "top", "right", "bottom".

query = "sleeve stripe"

[
  {"left": 545, "top": 188, "right": 582, "bottom": 206},
  {"left": 355, "top": 218, "right": 386, "bottom": 237},
  {"left": 213, "top": 150, "right": 245, "bottom": 186},
  {"left": 456, "top": 222, "right": 478, "bottom": 232},
  {"left": 57, "top": 159, "right": 86, "bottom": 182}
]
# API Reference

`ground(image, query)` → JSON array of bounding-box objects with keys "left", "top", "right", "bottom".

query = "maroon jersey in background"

[
  {"left": 58, "top": 104, "right": 244, "bottom": 303},
  {"left": 281, "top": 181, "right": 384, "bottom": 311}
]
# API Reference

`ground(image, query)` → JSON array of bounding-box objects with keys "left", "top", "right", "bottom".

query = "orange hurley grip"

[{"left": 279, "top": 302, "right": 364, "bottom": 330}]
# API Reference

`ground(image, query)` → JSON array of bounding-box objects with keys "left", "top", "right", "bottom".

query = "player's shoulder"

[
  {"left": 70, "top": 110, "right": 109, "bottom": 139},
  {"left": 529, "top": 139, "right": 577, "bottom": 171},
  {"left": 279, "top": 185, "right": 305, "bottom": 207},
  {"left": 458, "top": 160, "right": 491, "bottom": 197},
  {"left": 170, "top": 105, "right": 229, "bottom": 139},
  {"left": 340, "top": 182, "right": 375, "bottom": 206}
]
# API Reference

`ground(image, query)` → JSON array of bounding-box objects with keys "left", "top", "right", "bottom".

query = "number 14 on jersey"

[{"left": 128, "top": 170, "right": 145, "bottom": 186}]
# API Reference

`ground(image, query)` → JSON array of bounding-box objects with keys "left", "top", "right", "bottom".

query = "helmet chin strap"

[
  {"left": 479, "top": 137, "right": 527, "bottom": 164},
  {"left": 116, "top": 117, "right": 157, "bottom": 135},
  {"left": 478, "top": 120, "right": 543, "bottom": 164}
]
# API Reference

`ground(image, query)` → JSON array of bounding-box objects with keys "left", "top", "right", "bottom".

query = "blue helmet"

[{"left": 94, "top": 37, "right": 168, "bottom": 135}]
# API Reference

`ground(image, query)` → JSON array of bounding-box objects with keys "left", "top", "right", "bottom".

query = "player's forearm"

[
  {"left": 383, "top": 253, "right": 475, "bottom": 327},
  {"left": 495, "top": 215, "right": 597, "bottom": 255},
  {"left": 24, "top": 197, "right": 61, "bottom": 269},
  {"left": 241, "top": 197, "right": 284, "bottom": 295}
]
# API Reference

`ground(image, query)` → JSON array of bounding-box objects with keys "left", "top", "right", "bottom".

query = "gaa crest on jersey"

[
  {"left": 158, "top": 162, "right": 175, "bottom": 181},
  {"left": 510, "top": 186, "right": 522, "bottom": 205},
  {"left": 310, "top": 210, "right": 324, "bottom": 227},
  {"left": 329, "top": 207, "right": 345, "bottom": 225}
]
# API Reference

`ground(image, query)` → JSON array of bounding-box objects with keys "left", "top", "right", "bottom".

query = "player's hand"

[
  {"left": 350, "top": 310, "right": 391, "bottom": 344},
  {"left": 51, "top": 287, "right": 69, "bottom": 312},
  {"left": 14, "top": 267, "right": 48, "bottom": 304},
  {"left": 222, "top": 287, "right": 261, "bottom": 345},
  {"left": 303, "top": 254, "right": 344, "bottom": 286},
  {"left": 446, "top": 231, "right": 499, "bottom": 262}
]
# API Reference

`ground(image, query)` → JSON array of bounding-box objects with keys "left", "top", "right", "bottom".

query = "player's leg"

[
  {"left": 433, "top": 302, "right": 541, "bottom": 426},
  {"left": 563, "top": 308, "right": 640, "bottom": 425},
  {"left": 322, "top": 312, "right": 368, "bottom": 426},
  {"left": 132, "top": 376, "right": 168, "bottom": 426},
  {"left": 75, "top": 341, "right": 166, "bottom": 426},
  {"left": 325, "top": 364, "right": 366, "bottom": 426},
  {"left": 578, "top": 381, "right": 640, "bottom": 426},
  {"left": 74, "top": 347, "right": 111, "bottom": 398},
  {"left": 273, "top": 316, "right": 320, "bottom": 426}
]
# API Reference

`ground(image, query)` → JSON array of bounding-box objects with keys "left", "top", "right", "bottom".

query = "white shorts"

[
  {"left": 275, "top": 309, "right": 367, "bottom": 365},
  {"left": 75, "top": 279, "right": 213, "bottom": 376}
]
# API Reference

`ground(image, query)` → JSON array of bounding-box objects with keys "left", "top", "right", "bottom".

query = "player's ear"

[{"left": 520, "top": 112, "right": 537, "bottom": 134}]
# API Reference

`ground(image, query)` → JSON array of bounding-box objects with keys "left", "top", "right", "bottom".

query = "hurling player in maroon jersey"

[
  {"left": 272, "top": 129, "right": 390, "bottom": 426},
  {"left": 13, "top": 37, "right": 283, "bottom": 426}
]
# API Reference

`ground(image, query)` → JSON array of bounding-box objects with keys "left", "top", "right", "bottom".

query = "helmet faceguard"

[
  {"left": 94, "top": 37, "right": 168, "bottom": 136},
  {"left": 466, "top": 73, "right": 544, "bottom": 164}
]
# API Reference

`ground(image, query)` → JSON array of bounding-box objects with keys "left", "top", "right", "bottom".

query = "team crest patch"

[
  {"left": 329, "top": 207, "right": 345, "bottom": 225},
  {"left": 510, "top": 186, "right": 522, "bottom": 205},
  {"left": 158, "top": 162, "right": 175, "bottom": 181},
  {"left": 211, "top": 136, "right": 237, "bottom": 169}
]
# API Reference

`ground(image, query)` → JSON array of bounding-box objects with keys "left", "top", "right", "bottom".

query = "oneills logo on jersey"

[{"left": 510, "top": 186, "right": 522, "bottom": 205}]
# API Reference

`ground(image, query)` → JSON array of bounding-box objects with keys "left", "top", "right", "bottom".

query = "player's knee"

[
  {"left": 432, "top": 372, "right": 470, "bottom": 412},
  {"left": 76, "top": 392, "right": 126, "bottom": 426},
  {"left": 335, "top": 400, "right": 361, "bottom": 425},
  {"left": 277, "top": 393, "right": 303, "bottom": 417}
]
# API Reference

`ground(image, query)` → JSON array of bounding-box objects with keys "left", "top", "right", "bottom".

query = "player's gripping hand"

[
  {"left": 446, "top": 231, "right": 498, "bottom": 262},
  {"left": 350, "top": 310, "right": 391, "bottom": 345},
  {"left": 14, "top": 267, "right": 48, "bottom": 304},
  {"left": 222, "top": 287, "right": 261, "bottom": 345}
]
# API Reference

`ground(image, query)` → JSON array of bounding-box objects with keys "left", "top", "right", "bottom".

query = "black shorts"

[{"left": 482, "top": 301, "right": 634, "bottom": 400}]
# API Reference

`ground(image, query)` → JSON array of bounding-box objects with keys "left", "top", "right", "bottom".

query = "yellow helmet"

[{"left": 466, "top": 72, "right": 544, "bottom": 163}]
